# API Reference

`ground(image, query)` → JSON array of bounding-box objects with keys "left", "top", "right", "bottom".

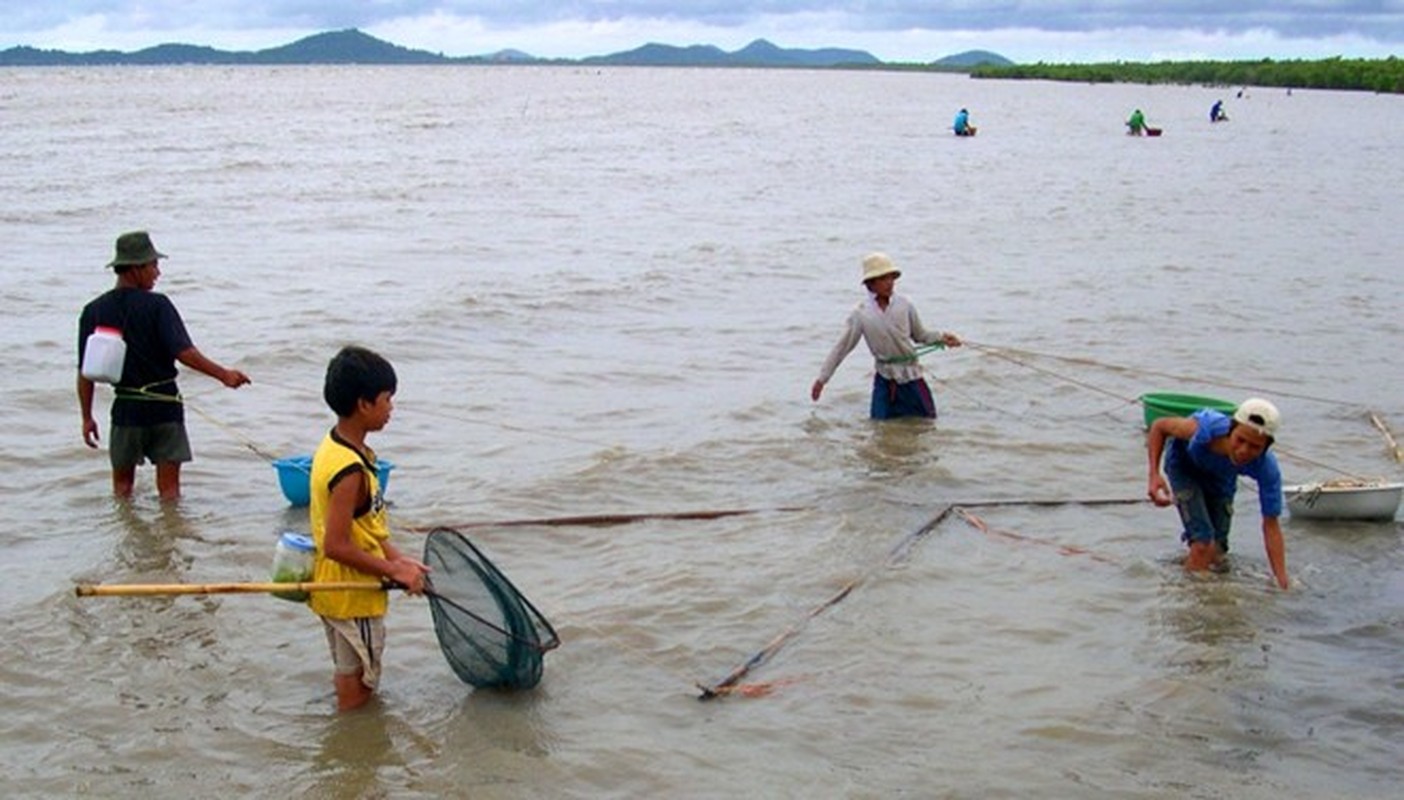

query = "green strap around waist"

[{"left": 114, "top": 381, "right": 184, "bottom": 404}]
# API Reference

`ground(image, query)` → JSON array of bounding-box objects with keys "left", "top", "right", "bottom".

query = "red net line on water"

[{"left": 696, "top": 496, "right": 1141, "bottom": 700}]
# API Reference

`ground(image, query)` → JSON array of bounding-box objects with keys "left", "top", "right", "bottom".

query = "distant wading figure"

[
  {"left": 953, "top": 107, "right": 976, "bottom": 136},
  {"left": 76, "top": 231, "right": 250, "bottom": 501},
  {"left": 811, "top": 253, "right": 962, "bottom": 420},
  {"left": 1126, "top": 108, "right": 1147, "bottom": 135}
]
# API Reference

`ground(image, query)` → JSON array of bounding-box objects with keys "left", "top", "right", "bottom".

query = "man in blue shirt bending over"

[{"left": 1146, "top": 397, "right": 1290, "bottom": 589}]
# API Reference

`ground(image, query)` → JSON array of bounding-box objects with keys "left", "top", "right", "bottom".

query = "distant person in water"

[
  {"left": 1210, "top": 100, "right": 1227, "bottom": 122},
  {"left": 1126, "top": 108, "right": 1147, "bottom": 135},
  {"left": 1145, "top": 397, "right": 1290, "bottom": 590},
  {"left": 811, "top": 253, "right": 962, "bottom": 420},
  {"left": 953, "top": 108, "right": 975, "bottom": 136}
]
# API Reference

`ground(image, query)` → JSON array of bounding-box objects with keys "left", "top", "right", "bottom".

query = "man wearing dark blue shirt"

[{"left": 77, "top": 231, "right": 251, "bottom": 500}]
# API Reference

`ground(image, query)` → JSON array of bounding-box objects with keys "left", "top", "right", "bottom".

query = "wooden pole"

[
  {"left": 75, "top": 581, "right": 384, "bottom": 597},
  {"left": 1369, "top": 412, "right": 1404, "bottom": 463}
]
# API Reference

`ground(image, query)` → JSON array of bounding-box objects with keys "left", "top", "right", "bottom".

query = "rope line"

[
  {"left": 403, "top": 507, "right": 809, "bottom": 533},
  {"left": 955, "top": 507, "right": 1121, "bottom": 565},
  {"left": 953, "top": 341, "right": 1390, "bottom": 479},
  {"left": 695, "top": 494, "right": 1154, "bottom": 700},
  {"left": 968, "top": 343, "right": 1140, "bottom": 405},
  {"left": 698, "top": 505, "right": 958, "bottom": 699},
  {"left": 879, "top": 341, "right": 946, "bottom": 364},
  {"left": 184, "top": 400, "right": 283, "bottom": 463},
  {"left": 963, "top": 340, "right": 1366, "bottom": 408},
  {"left": 1270, "top": 443, "right": 1380, "bottom": 480},
  {"left": 251, "top": 376, "right": 620, "bottom": 449}
]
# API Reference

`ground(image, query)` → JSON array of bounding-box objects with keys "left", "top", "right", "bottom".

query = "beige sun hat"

[{"left": 860, "top": 252, "right": 901, "bottom": 283}]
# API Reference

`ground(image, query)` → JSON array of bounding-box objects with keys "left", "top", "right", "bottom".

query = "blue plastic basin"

[{"left": 272, "top": 455, "right": 395, "bottom": 507}]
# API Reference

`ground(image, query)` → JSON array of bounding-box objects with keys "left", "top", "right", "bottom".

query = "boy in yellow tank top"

[{"left": 310, "top": 346, "right": 429, "bottom": 711}]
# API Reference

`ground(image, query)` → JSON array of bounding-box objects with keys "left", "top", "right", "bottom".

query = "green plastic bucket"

[{"left": 1140, "top": 392, "right": 1236, "bottom": 428}]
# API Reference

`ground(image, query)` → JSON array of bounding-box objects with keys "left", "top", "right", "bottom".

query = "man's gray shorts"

[{"left": 109, "top": 422, "right": 192, "bottom": 468}]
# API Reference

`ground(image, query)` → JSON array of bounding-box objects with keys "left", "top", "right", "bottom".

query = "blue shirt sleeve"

[
  {"left": 1189, "top": 409, "right": 1230, "bottom": 448},
  {"left": 1250, "top": 452, "right": 1283, "bottom": 517}
]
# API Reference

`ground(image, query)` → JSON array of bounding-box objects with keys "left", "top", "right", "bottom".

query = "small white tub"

[{"left": 1284, "top": 480, "right": 1403, "bottom": 521}]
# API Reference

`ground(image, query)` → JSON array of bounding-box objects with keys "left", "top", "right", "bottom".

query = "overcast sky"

[{"left": 3, "top": 2, "right": 1402, "bottom": 63}]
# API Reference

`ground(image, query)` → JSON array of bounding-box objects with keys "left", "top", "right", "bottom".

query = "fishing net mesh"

[{"left": 422, "top": 527, "right": 559, "bottom": 689}]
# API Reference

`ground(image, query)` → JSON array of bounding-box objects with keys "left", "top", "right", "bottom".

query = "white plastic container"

[
  {"left": 270, "top": 531, "right": 316, "bottom": 602},
  {"left": 80, "top": 326, "right": 126, "bottom": 384}
]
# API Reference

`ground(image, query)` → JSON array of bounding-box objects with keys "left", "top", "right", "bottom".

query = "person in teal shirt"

[
  {"left": 952, "top": 108, "right": 974, "bottom": 136},
  {"left": 1126, "top": 108, "right": 1146, "bottom": 134}
]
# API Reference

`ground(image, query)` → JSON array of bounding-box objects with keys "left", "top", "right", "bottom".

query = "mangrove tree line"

[{"left": 971, "top": 56, "right": 1403, "bottom": 94}]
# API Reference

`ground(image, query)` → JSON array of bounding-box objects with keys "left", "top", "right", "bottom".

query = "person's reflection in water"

[
  {"left": 310, "top": 704, "right": 399, "bottom": 796},
  {"left": 1159, "top": 579, "right": 1257, "bottom": 657},
  {"left": 431, "top": 691, "right": 559, "bottom": 789},
  {"left": 110, "top": 499, "right": 196, "bottom": 577},
  {"left": 96, "top": 500, "right": 219, "bottom": 670},
  {"left": 854, "top": 417, "right": 942, "bottom": 480}
]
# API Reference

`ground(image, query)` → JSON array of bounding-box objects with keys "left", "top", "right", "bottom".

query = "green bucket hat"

[{"left": 107, "top": 231, "right": 167, "bottom": 268}]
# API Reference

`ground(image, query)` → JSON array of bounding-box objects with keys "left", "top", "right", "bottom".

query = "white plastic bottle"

[{"left": 80, "top": 326, "right": 126, "bottom": 383}]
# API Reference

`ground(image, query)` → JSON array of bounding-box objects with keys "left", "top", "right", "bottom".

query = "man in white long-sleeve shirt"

[{"left": 810, "top": 252, "right": 962, "bottom": 419}]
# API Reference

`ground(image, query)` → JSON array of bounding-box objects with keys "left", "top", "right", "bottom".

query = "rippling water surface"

[{"left": 2, "top": 66, "right": 1402, "bottom": 798}]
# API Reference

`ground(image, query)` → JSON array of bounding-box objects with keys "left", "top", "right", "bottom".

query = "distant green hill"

[
  {"left": 0, "top": 30, "right": 460, "bottom": 66},
  {"left": 734, "top": 39, "right": 880, "bottom": 67},
  {"left": 581, "top": 38, "right": 879, "bottom": 67},
  {"left": 247, "top": 29, "right": 446, "bottom": 64},
  {"left": 0, "top": 28, "right": 1006, "bottom": 70},
  {"left": 934, "top": 50, "right": 1014, "bottom": 68},
  {"left": 0, "top": 29, "right": 459, "bottom": 66},
  {"left": 584, "top": 42, "right": 729, "bottom": 67}
]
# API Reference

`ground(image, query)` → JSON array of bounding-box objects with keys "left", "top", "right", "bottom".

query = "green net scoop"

[{"left": 422, "top": 527, "right": 559, "bottom": 689}]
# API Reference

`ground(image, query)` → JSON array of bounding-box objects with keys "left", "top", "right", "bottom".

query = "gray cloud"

[
  {"left": 4, "top": 1, "right": 1402, "bottom": 56},
  {"left": 7, "top": 1, "right": 1404, "bottom": 39}
]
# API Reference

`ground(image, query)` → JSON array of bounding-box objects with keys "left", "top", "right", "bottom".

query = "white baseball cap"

[{"left": 1233, "top": 397, "right": 1281, "bottom": 438}]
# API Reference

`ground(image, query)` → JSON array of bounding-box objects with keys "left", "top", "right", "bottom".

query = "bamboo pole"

[
  {"left": 75, "top": 581, "right": 385, "bottom": 597},
  {"left": 1369, "top": 411, "right": 1404, "bottom": 463}
]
